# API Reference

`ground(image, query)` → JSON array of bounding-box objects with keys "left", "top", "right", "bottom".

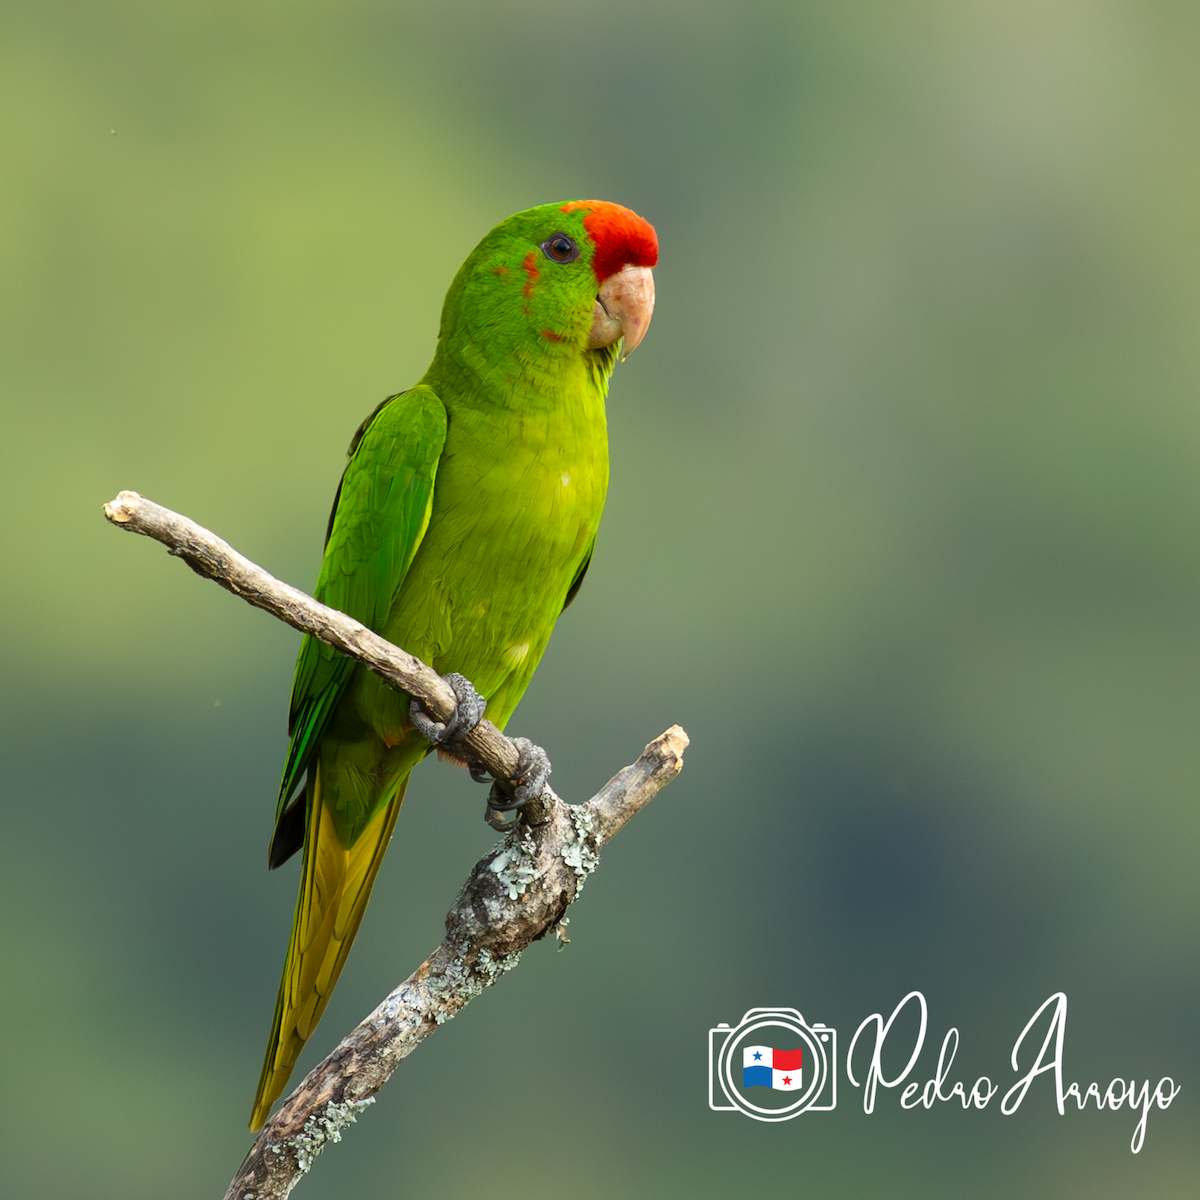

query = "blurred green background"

[{"left": 1, "top": 0, "right": 1197, "bottom": 1195}]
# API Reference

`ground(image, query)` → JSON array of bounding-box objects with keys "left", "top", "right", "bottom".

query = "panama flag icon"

[{"left": 742, "top": 1045, "right": 804, "bottom": 1091}]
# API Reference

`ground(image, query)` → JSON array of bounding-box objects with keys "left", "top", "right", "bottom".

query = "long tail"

[{"left": 250, "top": 768, "right": 408, "bottom": 1130}]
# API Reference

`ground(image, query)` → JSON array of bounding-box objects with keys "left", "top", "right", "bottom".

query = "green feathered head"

[{"left": 436, "top": 200, "right": 658, "bottom": 368}]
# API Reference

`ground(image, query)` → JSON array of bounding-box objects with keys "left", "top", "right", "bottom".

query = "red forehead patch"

[{"left": 562, "top": 201, "right": 658, "bottom": 283}]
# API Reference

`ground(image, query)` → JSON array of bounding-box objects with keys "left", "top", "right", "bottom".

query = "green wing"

[
  {"left": 561, "top": 539, "right": 594, "bottom": 611},
  {"left": 276, "top": 385, "right": 447, "bottom": 822}
]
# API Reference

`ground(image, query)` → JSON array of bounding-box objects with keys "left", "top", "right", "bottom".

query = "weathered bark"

[
  {"left": 104, "top": 490, "right": 528, "bottom": 789},
  {"left": 223, "top": 727, "right": 685, "bottom": 1200},
  {"left": 102, "top": 491, "right": 688, "bottom": 1199}
]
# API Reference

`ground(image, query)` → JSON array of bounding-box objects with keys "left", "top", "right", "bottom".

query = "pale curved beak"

[{"left": 588, "top": 264, "right": 655, "bottom": 355}]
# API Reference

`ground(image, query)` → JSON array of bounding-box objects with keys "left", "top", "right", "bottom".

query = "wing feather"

[{"left": 273, "top": 386, "right": 447, "bottom": 830}]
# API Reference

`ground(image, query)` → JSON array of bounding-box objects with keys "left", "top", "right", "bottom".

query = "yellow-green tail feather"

[{"left": 250, "top": 768, "right": 408, "bottom": 1130}]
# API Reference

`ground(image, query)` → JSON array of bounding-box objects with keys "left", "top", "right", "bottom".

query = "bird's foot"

[
  {"left": 483, "top": 738, "right": 552, "bottom": 831},
  {"left": 409, "top": 673, "right": 487, "bottom": 746}
]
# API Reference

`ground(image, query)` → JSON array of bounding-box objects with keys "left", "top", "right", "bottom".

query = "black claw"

[
  {"left": 484, "top": 801, "right": 517, "bottom": 832},
  {"left": 409, "top": 673, "right": 486, "bottom": 746},
  {"left": 485, "top": 780, "right": 523, "bottom": 814},
  {"left": 468, "top": 761, "right": 493, "bottom": 785},
  {"left": 484, "top": 737, "right": 552, "bottom": 818}
]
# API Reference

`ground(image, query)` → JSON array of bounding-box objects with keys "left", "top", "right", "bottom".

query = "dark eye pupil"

[{"left": 540, "top": 232, "right": 579, "bottom": 264}]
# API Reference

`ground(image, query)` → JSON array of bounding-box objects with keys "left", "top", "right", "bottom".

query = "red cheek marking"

[
  {"left": 562, "top": 200, "right": 658, "bottom": 283},
  {"left": 521, "top": 250, "right": 539, "bottom": 298},
  {"left": 541, "top": 329, "right": 564, "bottom": 342}
]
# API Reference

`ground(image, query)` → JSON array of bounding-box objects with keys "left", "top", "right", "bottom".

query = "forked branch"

[{"left": 102, "top": 491, "right": 688, "bottom": 1199}]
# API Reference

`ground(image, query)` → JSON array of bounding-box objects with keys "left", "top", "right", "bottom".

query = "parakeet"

[{"left": 250, "top": 200, "right": 658, "bottom": 1130}]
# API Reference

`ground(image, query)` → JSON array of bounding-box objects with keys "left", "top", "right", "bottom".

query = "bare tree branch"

[
  {"left": 224, "top": 727, "right": 685, "bottom": 1200},
  {"left": 104, "top": 490, "right": 545, "bottom": 789},
  {"left": 102, "top": 491, "right": 688, "bottom": 1198}
]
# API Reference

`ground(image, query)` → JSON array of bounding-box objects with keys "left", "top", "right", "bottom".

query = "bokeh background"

[{"left": 2, "top": 1, "right": 1198, "bottom": 1196}]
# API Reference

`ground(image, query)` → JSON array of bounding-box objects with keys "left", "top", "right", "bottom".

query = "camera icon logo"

[{"left": 709, "top": 1008, "right": 837, "bottom": 1121}]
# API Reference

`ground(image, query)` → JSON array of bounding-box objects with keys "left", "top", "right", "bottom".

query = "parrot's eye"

[{"left": 539, "top": 233, "right": 580, "bottom": 264}]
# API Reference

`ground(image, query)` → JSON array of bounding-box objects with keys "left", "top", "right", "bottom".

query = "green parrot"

[{"left": 250, "top": 200, "right": 658, "bottom": 1130}]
